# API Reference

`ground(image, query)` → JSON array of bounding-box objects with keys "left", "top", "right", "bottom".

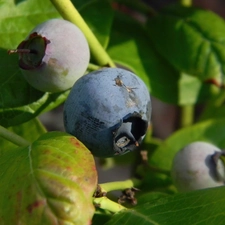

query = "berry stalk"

[
  {"left": 180, "top": 104, "right": 194, "bottom": 128},
  {"left": 180, "top": 0, "right": 192, "bottom": 7},
  {"left": 99, "top": 178, "right": 141, "bottom": 193},
  {"left": 93, "top": 197, "right": 127, "bottom": 213},
  {"left": 179, "top": 73, "right": 194, "bottom": 128},
  {"left": 50, "top": 0, "right": 116, "bottom": 68},
  {"left": 87, "top": 63, "right": 102, "bottom": 72},
  {"left": 0, "top": 125, "right": 31, "bottom": 147}
]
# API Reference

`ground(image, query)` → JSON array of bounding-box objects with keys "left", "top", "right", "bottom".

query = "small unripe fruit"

[
  {"left": 63, "top": 68, "right": 151, "bottom": 157},
  {"left": 8, "top": 19, "right": 90, "bottom": 93},
  {"left": 171, "top": 141, "right": 225, "bottom": 192}
]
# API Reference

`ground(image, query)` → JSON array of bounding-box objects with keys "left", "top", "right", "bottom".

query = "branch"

[
  {"left": 0, "top": 125, "right": 31, "bottom": 147},
  {"left": 50, "top": 0, "right": 116, "bottom": 67}
]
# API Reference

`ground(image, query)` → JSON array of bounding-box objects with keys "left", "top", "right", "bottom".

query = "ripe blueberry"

[
  {"left": 8, "top": 19, "right": 90, "bottom": 93},
  {"left": 171, "top": 141, "right": 225, "bottom": 192},
  {"left": 63, "top": 68, "right": 151, "bottom": 157}
]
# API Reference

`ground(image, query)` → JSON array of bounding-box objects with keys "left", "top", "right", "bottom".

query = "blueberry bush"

[{"left": 1, "top": 0, "right": 225, "bottom": 224}]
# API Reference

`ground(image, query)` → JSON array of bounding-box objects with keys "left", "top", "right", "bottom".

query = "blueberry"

[
  {"left": 171, "top": 141, "right": 225, "bottom": 192},
  {"left": 63, "top": 68, "right": 151, "bottom": 157},
  {"left": 8, "top": 19, "right": 90, "bottom": 93}
]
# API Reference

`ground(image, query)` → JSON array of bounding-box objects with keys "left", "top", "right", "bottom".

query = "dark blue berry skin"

[{"left": 63, "top": 68, "right": 151, "bottom": 157}]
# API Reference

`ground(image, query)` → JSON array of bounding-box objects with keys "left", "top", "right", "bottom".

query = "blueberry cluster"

[{"left": 11, "top": 18, "right": 151, "bottom": 157}]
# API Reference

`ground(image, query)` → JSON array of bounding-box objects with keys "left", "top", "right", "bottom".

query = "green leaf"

[
  {"left": 177, "top": 73, "right": 219, "bottom": 105},
  {"left": 200, "top": 104, "right": 225, "bottom": 121},
  {"left": 0, "top": 0, "right": 59, "bottom": 49},
  {"left": 146, "top": 4, "right": 225, "bottom": 86},
  {"left": 137, "top": 167, "right": 173, "bottom": 193},
  {"left": 107, "top": 12, "right": 178, "bottom": 102},
  {"left": 150, "top": 119, "right": 225, "bottom": 171},
  {"left": 0, "top": 0, "right": 70, "bottom": 126},
  {"left": 0, "top": 85, "right": 70, "bottom": 127},
  {"left": 0, "top": 132, "right": 97, "bottom": 225},
  {"left": 79, "top": 0, "right": 114, "bottom": 49},
  {"left": 107, "top": 11, "right": 216, "bottom": 105},
  {"left": 0, "top": 118, "right": 46, "bottom": 153},
  {"left": 136, "top": 192, "right": 169, "bottom": 205},
  {"left": 198, "top": 91, "right": 225, "bottom": 121},
  {"left": 105, "top": 186, "right": 225, "bottom": 225},
  {"left": 92, "top": 212, "right": 112, "bottom": 225},
  {"left": 71, "top": 0, "right": 93, "bottom": 10}
]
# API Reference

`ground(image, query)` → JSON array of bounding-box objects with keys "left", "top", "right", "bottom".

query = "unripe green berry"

[
  {"left": 8, "top": 19, "right": 90, "bottom": 93},
  {"left": 171, "top": 141, "right": 225, "bottom": 192}
]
